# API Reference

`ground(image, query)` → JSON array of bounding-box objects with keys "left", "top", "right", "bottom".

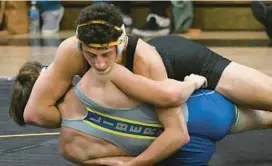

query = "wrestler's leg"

[
  {"left": 230, "top": 107, "right": 272, "bottom": 134},
  {"left": 216, "top": 62, "right": 272, "bottom": 111}
]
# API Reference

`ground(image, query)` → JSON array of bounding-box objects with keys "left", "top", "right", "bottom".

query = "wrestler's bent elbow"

[
  {"left": 24, "top": 104, "right": 61, "bottom": 128},
  {"left": 175, "top": 129, "right": 190, "bottom": 148},
  {"left": 23, "top": 105, "right": 41, "bottom": 125},
  {"left": 182, "top": 131, "right": 190, "bottom": 145},
  {"left": 165, "top": 128, "right": 190, "bottom": 158},
  {"left": 177, "top": 126, "right": 190, "bottom": 143},
  {"left": 24, "top": 107, "right": 46, "bottom": 127}
]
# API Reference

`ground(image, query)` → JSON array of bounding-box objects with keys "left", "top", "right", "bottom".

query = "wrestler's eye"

[
  {"left": 89, "top": 53, "right": 96, "bottom": 58},
  {"left": 84, "top": 52, "right": 96, "bottom": 58},
  {"left": 102, "top": 53, "right": 110, "bottom": 57}
]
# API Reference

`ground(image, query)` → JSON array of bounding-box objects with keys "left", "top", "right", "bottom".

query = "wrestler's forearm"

[
  {"left": 127, "top": 107, "right": 189, "bottom": 166},
  {"left": 111, "top": 65, "right": 196, "bottom": 107},
  {"left": 111, "top": 68, "right": 173, "bottom": 106},
  {"left": 39, "top": 106, "right": 61, "bottom": 128},
  {"left": 128, "top": 130, "right": 186, "bottom": 166},
  {"left": 24, "top": 105, "right": 61, "bottom": 128},
  {"left": 82, "top": 156, "right": 135, "bottom": 166}
]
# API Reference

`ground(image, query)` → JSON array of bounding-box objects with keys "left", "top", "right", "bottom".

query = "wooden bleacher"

[{"left": 60, "top": 1, "right": 268, "bottom": 31}]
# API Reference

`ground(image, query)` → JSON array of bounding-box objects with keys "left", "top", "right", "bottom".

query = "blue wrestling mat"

[{"left": 1, "top": 79, "right": 272, "bottom": 166}]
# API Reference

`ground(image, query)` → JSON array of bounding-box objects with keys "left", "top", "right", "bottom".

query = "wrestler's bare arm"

[
  {"left": 111, "top": 64, "right": 199, "bottom": 107},
  {"left": 24, "top": 37, "right": 88, "bottom": 128},
  {"left": 111, "top": 65, "right": 178, "bottom": 107}
]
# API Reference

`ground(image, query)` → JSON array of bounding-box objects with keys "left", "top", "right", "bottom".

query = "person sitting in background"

[
  {"left": 37, "top": 0, "right": 64, "bottom": 34},
  {"left": 112, "top": 1, "right": 171, "bottom": 37},
  {"left": 251, "top": 0, "right": 272, "bottom": 46}
]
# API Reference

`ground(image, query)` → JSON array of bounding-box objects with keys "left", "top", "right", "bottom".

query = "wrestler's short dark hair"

[
  {"left": 9, "top": 61, "right": 42, "bottom": 126},
  {"left": 76, "top": 3, "right": 123, "bottom": 45}
]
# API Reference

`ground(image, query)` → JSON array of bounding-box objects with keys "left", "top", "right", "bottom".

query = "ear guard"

[{"left": 116, "top": 24, "right": 127, "bottom": 56}]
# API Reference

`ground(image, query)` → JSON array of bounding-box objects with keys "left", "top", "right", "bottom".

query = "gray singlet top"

[{"left": 61, "top": 84, "right": 189, "bottom": 156}]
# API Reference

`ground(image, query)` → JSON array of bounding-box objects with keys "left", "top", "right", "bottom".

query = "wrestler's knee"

[{"left": 214, "top": 62, "right": 241, "bottom": 101}]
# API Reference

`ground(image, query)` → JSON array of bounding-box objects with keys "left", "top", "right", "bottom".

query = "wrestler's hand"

[{"left": 184, "top": 74, "right": 208, "bottom": 89}]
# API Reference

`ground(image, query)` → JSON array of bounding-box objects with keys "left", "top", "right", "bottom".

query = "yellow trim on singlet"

[
  {"left": 85, "top": 106, "right": 162, "bottom": 128},
  {"left": 82, "top": 120, "right": 157, "bottom": 140}
]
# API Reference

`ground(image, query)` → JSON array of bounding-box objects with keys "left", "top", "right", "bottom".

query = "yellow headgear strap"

[
  {"left": 77, "top": 20, "right": 122, "bottom": 31},
  {"left": 76, "top": 20, "right": 124, "bottom": 48},
  {"left": 77, "top": 39, "right": 122, "bottom": 48}
]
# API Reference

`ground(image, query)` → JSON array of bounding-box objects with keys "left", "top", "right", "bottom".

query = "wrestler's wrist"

[{"left": 185, "top": 79, "right": 198, "bottom": 90}]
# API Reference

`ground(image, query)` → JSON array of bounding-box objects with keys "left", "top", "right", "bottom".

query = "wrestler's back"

[{"left": 58, "top": 84, "right": 131, "bottom": 162}]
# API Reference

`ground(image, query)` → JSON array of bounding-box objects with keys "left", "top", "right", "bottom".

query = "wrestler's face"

[{"left": 82, "top": 44, "right": 117, "bottom": 72}]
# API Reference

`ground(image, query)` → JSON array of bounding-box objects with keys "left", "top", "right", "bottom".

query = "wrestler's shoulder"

[
  {"left": 59, "top": 36, "right": 79, "bottom": 49},
  {"left": 135, "top": 38, "right": 162, "bottom": 61},
  {"left": 134, "top": 39, "right": 152, "bottom": 64},
  {"left": 57, "top": 36, "right": 82, "bottom": 56},
  {"left": 54, "top": 36, "right": 87, "bottom": 75}
]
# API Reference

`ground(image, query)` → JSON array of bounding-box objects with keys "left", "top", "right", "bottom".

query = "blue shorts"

[{"left": 156, "top": 90, "right": 237, "bottom": 166}]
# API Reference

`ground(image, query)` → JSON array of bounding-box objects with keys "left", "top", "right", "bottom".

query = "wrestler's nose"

[{"left": 94, "top": 57, "right": 107, "bottom": 71}]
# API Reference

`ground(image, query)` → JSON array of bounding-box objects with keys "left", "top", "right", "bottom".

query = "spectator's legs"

[
  {"left": 132, "top": 1, "right": 171, "bottom": 37},
  {"left": 38, "top": 0, "right": 64, "bottom": 34},
  {"left": 266, "top": 4, "right": 272, "bottom": 45},
  {"left": 251, "top": 1, "right": 272, "bottom": 46},
  {"left": 112, "top": 1, "right": 132, "bottom": 32}
]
